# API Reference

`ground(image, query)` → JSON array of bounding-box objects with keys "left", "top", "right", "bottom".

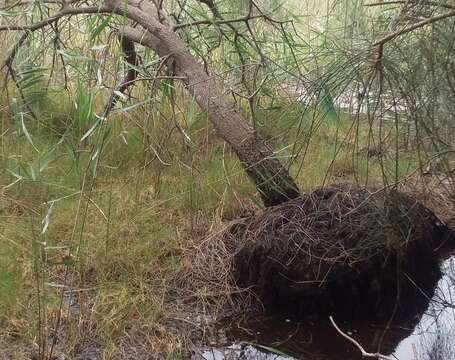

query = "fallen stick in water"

[{"left": 329, "top": 315, "right": 394, "bottom": 360}]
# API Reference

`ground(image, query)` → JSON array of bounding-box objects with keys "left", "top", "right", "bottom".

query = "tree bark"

[{"left": 106, "top": 0, "right": 300, "bottom": 207}]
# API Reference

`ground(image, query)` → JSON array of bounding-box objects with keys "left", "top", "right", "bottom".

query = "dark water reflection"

[{"left": 194, "top": 258, "right": 455, "bottom": 360}]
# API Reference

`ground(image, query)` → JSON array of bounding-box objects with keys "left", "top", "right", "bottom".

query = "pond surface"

[{"left": 193, "top": 258, "right": 455, "bottom": 359}]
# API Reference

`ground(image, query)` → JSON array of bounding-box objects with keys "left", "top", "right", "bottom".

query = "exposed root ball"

[{"left": 229, "top": 184, "right": 454, "bottom": 321}]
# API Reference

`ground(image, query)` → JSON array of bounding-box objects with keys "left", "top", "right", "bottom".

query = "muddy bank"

[{"left": 228, "top": 184, "right": 455, "bottom": 321}]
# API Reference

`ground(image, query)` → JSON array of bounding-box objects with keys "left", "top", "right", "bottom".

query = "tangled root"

[{"left": 181, "top": 184, "right": 455, "bottom": 322}]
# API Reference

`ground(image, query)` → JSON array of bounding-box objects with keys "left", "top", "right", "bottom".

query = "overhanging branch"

[
  {"left": 0, "top": 5, "right": 112, "bottom": 31},
  {"left": 373, "top": 9, "right": 455, "bottom": 46},
  {"left": 1, "top": 5, "right": 114, "bottom": 70}
]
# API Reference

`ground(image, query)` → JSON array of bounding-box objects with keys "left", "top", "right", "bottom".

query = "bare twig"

[{"left": 329, "top": 316, "right": 394, "bottom": 360}]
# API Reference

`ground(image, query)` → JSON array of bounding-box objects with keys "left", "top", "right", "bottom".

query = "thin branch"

[
  {"left": 192, "top": 0, "right": 290, "bottom": 57},
  {"left": 329, "top": 316, "right": 394, "bottom": 360},
  {"left": 194, "top": 0, "right": 223, "bottom": 19},
  {"left": 230, "top": 74, "right": 268, "bottom": 129},
  {"left": 373, "top": 9, "right": 455, "bottom": 46},
  {"left": 2, "top": 32, "right": 28, "bottom": 72},
  {"left": 249, "top": 0, "right": 293, "bottom": 25},
  {"left": 189, "top": 0, "right": 269, "bottom": 79},
  {"left": 173, "top": 13, "right": 265, "bottom": 30},
  {"left": 365, "top": 1, "right": 455, "bottom": 11}
]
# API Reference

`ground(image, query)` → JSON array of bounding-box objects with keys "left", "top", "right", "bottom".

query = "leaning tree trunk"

[{"left": 106, "top": 0, "right": 300, "bottom": 207}]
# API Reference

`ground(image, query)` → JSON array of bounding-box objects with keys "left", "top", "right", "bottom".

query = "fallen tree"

[
  {"left": 1, "top": 0, "right": 300, "bottom": 207},
  {"left": 3, "top": 0, "right": 455, "bottom": 325}
]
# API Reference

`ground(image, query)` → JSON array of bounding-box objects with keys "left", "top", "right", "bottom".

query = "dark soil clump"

[{"left": 229, "top": 184, "right": 455, "bottom": 322}]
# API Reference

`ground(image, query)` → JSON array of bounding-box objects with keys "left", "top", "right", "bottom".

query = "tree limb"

[
  {"left": 0, "top": 4, "right": 115, "bottom": 122},
  {"left": 101, "top": 36, "right": 138, "bottom": 116},
  {"left": 0, "top": 5, "right": 111, "bottom": 31},
  {"left": 1, "top": 4, "right": 115, "bottom": 92}
]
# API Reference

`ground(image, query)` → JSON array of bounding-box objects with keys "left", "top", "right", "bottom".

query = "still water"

[{"left": 194, "top": 258, "right": 455, "bottom": 360}]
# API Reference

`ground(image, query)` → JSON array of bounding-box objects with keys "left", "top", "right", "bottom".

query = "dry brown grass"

[{"left": 402, "top": 175, "right": 455, "bottom": 227}]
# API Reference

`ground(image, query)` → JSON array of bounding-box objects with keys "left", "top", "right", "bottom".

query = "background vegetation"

[{"left": 1, "top": 0, "right": 455, "bottom": 358}]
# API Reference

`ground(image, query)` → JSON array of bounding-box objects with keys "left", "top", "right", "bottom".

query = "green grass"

[{"left": 0, "top": 240, "right": 22, "bottom": 315}]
